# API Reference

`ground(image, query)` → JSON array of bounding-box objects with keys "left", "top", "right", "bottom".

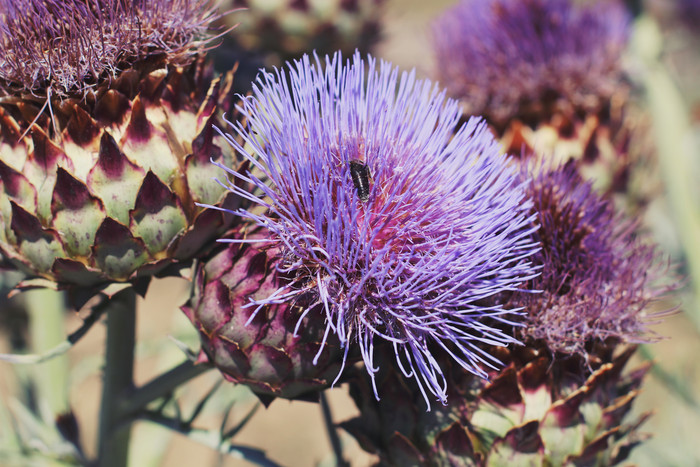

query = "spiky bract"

[
  {"left": 0, "top": 60, "right": 242, "bottom": 293},
  {"left": 213, "top": 52, "right": 539, "bottom": 406},
  {"left": 0, "top": 0, "right": 221, "bottom": 97},
  {"left": 182, "top": 225, "right": 346, "bottom": 404},
  {"left": 342, "top": 343, "right": 652, "bottom": 466}
]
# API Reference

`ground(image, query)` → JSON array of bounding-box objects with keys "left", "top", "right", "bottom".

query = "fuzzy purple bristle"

[
  {"left": 514, "top": 161, "right": 673, "bottom": 355},
  {"left": 0, "top": 0, "right": 221, "bottom": 97},
  {"left": 432, "top": 0, "right": 630, "bottom": 124},
  {"left": 210, "top": 52, "right": 540, "bottom": 407}
]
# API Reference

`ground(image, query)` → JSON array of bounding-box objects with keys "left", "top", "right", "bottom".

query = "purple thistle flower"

[
  {"left": 512, "top": 161, "right": 672, "bottom": 356},
  {"left": 432, "top": 0, "right": 630, "bottom": 126},
  {"left": 211, "top": 52, "right": 540, "bottom": 407},
  {"left": 0, "top": 0, "right": 221, "bottom": 97}
]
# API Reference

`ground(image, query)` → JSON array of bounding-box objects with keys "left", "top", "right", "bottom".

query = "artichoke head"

[
  {"left": 498, "top": 90, "right": 656, "bottom": 207},
  {"left": 0, "top": 57, "right": 245, "bottom": 291},
  {"left": 343, "top": 343, "right": 651, "bottom": 466},
  {"left": 225, "top": 0, "right": 384, "bottom": 62}
]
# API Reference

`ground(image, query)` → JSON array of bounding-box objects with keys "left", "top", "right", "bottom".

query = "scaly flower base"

[
  {"left": 343, "top": 343, "right": 651, "bottom": 466},
  {"left": 0, "top": 56, "right": 244, "bottom": 301}
]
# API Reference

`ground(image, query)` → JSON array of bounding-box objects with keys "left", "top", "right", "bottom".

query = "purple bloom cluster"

[
  {"left": 432, "top": 0, "right": 630, "bottom": 125},
  {"left": 212, "top": 52, "right": 539, "bottom": 406},
  {"left": 513, "top": 161, "right": 670, "bottom": 355},
  {"left": 0, "top": 0, "right": 221, "bottom": 96}
]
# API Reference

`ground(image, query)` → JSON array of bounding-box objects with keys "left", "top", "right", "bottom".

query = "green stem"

[
  {"left": 25, "top": 288, "right": 69, "bottom": 416},
  {"left": 1, "top": 303, "right": 104, "bottom": 364},
  {"left": 120, "top": 359, "right": 212, "bottom": 418},
  {"left": 97, "top": 288, "right": 136, "bottom": 467}
]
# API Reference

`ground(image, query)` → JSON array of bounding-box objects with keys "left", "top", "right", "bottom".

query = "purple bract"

[{"left": 212, "top": 52, "right": 539, "bottom": 407}]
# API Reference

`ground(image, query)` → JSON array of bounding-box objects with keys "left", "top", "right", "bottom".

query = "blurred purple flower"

[
  {"left": 0, "top": 0, "right": 221, "bottom": 96},
  {"left": 679, "top": 0, "right": 700, "bottom": 29},
  {"left": 512, "top": 161, "right": 672, "bottom": 356},
  {"left": 432, "top": 0, "right": 630, "bottom": 125},
  {"left": 212, "top": 52, "right": 539, "bottom": 406}
]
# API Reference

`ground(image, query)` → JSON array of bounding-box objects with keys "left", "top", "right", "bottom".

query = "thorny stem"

[
  {"left": 97, "top": 288, "right": 136, "bottom": 467},
  {"left": 320, "top": 392, "right": 349, "bottom": 467},
  {"left": 94, "top": 290, "right": 212, "bottom": 466}
]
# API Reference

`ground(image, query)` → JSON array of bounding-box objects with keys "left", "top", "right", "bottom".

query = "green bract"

[
  {"left": 0, "top": 59, "right": 243, "bottom": 290},
  {"left": 224, "top": 0, "right": 384, "bottom": 62},
  {"left": 343, "top": 344, "right": 650, "bottom": 466}
]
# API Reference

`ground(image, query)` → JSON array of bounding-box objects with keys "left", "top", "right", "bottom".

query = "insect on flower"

[
  {"left": 209, "top": 52, "right": 540, "bottom": 408},
  {"left": 349, "top": 159, "right": 371, "bottom": 202}
]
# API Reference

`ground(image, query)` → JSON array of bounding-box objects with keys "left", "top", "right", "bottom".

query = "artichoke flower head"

[
  {"left": 208, "top": 52, "right": 541, "bottom": 407},
  {"left": 513, "top": 161, "right": 673, "bottom": 357},
  {"left": 341, "top": 162, "right": 674, "bottom": 466},
  {"left": 181, "top": 225, "right": 348, "bottom": 404},
  {"left": 0, "top": 0, "right": 245, "bottom": 301},
  {"left": 432, "top": 0, "right": 645, "bottom": 198}
]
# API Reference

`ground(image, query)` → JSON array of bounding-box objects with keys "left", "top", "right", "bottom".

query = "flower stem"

[
  {"left": 26, "top": 289, "right": 69, "bottom": 416},
  {"left": 97, "top": 288, "right": 136, "bottom": 467},
  {"left": 1, "top": 303, "right": 105, "bottom": 364}
]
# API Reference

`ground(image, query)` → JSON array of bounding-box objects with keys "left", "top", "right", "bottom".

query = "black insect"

[{"left": 349, "top": 159, "right": 371, "bottom": 202}]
